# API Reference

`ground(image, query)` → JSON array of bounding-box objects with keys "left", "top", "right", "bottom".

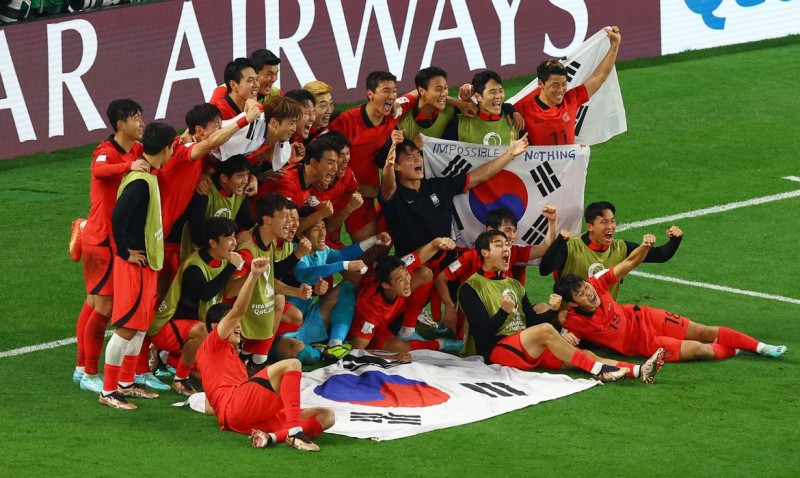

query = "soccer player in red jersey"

[
  {"left": 303, "top": 80, "right": 334, "bottom": 142},
  {"left": 348, "top": 237, "right": 463, "bottom": 355},
  {"left": 209, "top": 49, "right": 282, "bottom": 106},
  {"left": 248, "top": 97, "right": 304, "bottom": 182},
  {"left": 515, "top": 26, "right": 622, "bottom": 145},
  {"left": 554, "top": 234, "right": 787, "bottom": 363},
  {"left": 436, "top": 206, "right": 558, "bottom": 334},
  {"left": 326, "top": 71, "right": 415, "bottom": 241},
  {"left": 196, "top": 256, "right": 333, "bottom": 451},
  {"left": 458, "top": 230, "right": 664, "bottom": 383},
  {"left": 98, "top": 122, "right": 177, "bottom": 410},
  {"left": 211, "top": 58, "right": 260, "bottom": 120},
  {"left": 75, "top": 99, "right": 149, "bottom": 394}
]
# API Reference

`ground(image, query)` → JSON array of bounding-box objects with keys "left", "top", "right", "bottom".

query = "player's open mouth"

[
  {"left": 383, "top": 101, "right": 394, "bottom": 114},
  {"left": 303, "top": 123, "right": 312, "bottom": 134},
  {"left": 338, "top": 165, "right": 347, "bottom": 175},
  {"left": 414, "top": 165, "right": 423, "bottom": 173},
  {"left": 604, "top": 231, "right": 614, "bottom": 241},
  {"left": 436, "top": 97, "right": 446, "bottom": 107},
  {"left": 501, "top": 251, "right": 510, "bottom": 267}
]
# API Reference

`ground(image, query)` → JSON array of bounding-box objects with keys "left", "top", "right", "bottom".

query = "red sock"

[
  {"left": 175, "top": 359, "right": 192, "bottom": 380},
  {"left": 569, "top": 350, "right": 598, "bottom": 374},
  {"left": 710, "top": 343, "right": 737, "bottom": 360},
  {"left": 75, "top": 302, "right": 93, "bottom": 367},
  {"left": 119, "top": 354, "right": 138, "bottom": 385},
  {"left": 716, "top": 326, "right": 759, "bottom": 353},
  {"left": 402, "top": 281, "right": 432, "bottom": 329},
  {"left": 430, "top": 288, "right": 442, "bottom": 322},
  {"left": 616, "top": 360, "right": 637, "bottom": 378},
  {"left": 102, "top": 363, "right": 121, "bottom": 393},
  {"left": 409, "top": 339, "right": 439, "bottom": 351},
  {"left": 167, "top": 353, "right": 180, "bottom": 369},
  {"left": 84, "top": 311, "right": 110, "bottom": 375},
  {"left": 279, "top": 370, "right": 302, "bottom": 429},
  {"left": 135, "top": 336, "right": 152, "bottom": 374}
]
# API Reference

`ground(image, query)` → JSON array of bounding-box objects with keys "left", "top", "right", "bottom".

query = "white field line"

[
  {"left": 629, "top": 271, "right": 800, "bottom": 306},
  {"left": 0, "top": 330, "right": 113, "bottom": 359},
  {"left": 782, "top": 176, "right": 800, "bottom": 182},
  {"left": 617, "top": 189, "right": 800, "bottom": 231}
]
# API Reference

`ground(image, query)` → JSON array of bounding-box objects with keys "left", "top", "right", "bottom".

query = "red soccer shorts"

[
  {"left": 489, "top": 332, "right": 563, "bottom": 370},
  {"left": 111, "top": 257, "right": 158, "bottom": 331},
  {"left": 637, "top": 306, "right": 690, "bottom": 361},
  {"left": 344, "top": 199, "right": 379, "bottom": 238},
  {"left": 82, "top": 241, "right": 114, "bottom": 296},
  {"left": 151, "top": 318, "right": 202, "bottom": 354},
  {"left": 160, "top": 242, "right": 182, "bottom": 284}
]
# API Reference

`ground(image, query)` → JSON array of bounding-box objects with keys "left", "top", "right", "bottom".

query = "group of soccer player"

[{"left": 68, "top": 26, "right": 786, "bottom": 452}]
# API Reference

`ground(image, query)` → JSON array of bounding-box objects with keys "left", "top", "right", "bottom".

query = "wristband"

[
  {"left": 236, "top": 116, "right": 249, "bottom": 129},
  {"left": 358, "top": 236, "right": 379, "bottom": 251},
  {"left": 235, "top": 261, "right": 245, "bottom": 271},
  {"left": 342, "top": 261, "right": 350, "bottom": 271}
]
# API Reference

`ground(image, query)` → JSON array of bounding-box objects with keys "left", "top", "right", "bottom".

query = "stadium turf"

[{"left": 0, "top": 36, "right": 798, "bottom": 477}]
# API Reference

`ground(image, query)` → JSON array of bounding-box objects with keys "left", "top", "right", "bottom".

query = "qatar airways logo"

[{"left": 684, "top": 0, "right": 795, "bottom": 30}]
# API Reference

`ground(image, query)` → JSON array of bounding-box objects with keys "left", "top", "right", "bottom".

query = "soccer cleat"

[
  {"left": 119, "top": 383, "right": 159, "bottom": 399},
  {"left": 80, "top": 374, "right": 105, "bottom": 394},
  {"left": 417, "top": 310, "right": 438, "bottom": 328},
  {"left": 73, "top": 369, "right": 84, "bottom": 383},
  {"left": 760, "top": 344, "right": 787, "bottom": 359},
  {"left": 434, "top": 323, "right": 451, "bottom": 335},
  {"left": 68, "top": 218, "right": 86, "bottom": 262},
  {"left": 322, "top": 343, "right": 352, "bottom": 361},
  {"left": 286, "top": 431, "right": 320, "bottom": 452},
  {"left": 250, "top": 429, "right": 274, "bottom": 449},
  {"left": 154, "top": 367, "right": 174, "bottom": 379},
  {"left": 639, "top": 348, "right": 666, "bottom": 384},
  {"left": 438, "top": 338, "right": 464, "bottom": 353},
  {"left": 98, "top": 391, "right": 138, "bottom": 410},
  {"left": 593, "top": 365, "right": 628, "bottom": 383},
  {"left": 135, "top": 372, "right": 171, "bottom": 391},
  {"left": 172, "top": 379, "right": 196, "bottom": 397}
]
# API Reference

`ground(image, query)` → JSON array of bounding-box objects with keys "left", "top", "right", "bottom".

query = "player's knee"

[
  {"left": 530, "top": 323, "right": 558, "bottom": 339},
  {"left": 317, "top": 407, "right": 336, "bottom": 429}
]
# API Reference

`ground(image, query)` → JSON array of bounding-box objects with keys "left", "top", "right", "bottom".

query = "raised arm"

[
  {"left": 191, "top": 103, "right": 261, "bottom": 160},
  {"left": 528, "top": 205, "right": 558, "bottom": 260},
  {"left": 611, "top": 233, "right": 655, "bottom": 281},
  {"left": 582, "top": 26, "right": 621, "bottom": 98},
  {"left": 216, "top": 256, "right": 268, "bottom": 339},
  {"left": 416, "top": 237, "right": 456, "bottom": 264},
  {"left": 466, "top": 133, "right": 528, "bottom": 189},
  {"left": 380, "top": 130, "right": 403, "bottom": 201}
]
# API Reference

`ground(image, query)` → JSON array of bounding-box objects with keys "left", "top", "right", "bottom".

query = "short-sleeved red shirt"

[
  {"left": 313, "top": 166, "right": 359, "bottom": 212},
  {"left": 82, "top": 137, "right": 144, "bottom": 247},
  {"left": 195, "top": 326, "right": 248, "bottom": 421},
  {"left": 158, "top": 138, "right": 204, "bottom": 237},
  {"left": 515, "top": 85, "right": 589, "bottom": 145},
  {"left": 349, "top": 252, "right": 421, "bottom": 342}
]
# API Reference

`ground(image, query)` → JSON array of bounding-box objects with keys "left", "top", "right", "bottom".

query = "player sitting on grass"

[
  {"left": 554, "top": 234, "right": 787, "bottom": 363},
  {"left": 197, "top": 256, "right": 334, "bottom": 452},
  {"left": 458, "top": 230, "right": 664, "bottom": 383}
]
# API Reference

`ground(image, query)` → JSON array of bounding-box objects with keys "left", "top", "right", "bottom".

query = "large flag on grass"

[
  {"left": 422, "top": 136, "right": 589, "bottom": 260},
  {"left": 507, "top": 28, "right": 627, "bottom": 146},
  {"left": 300, "top": 350, "right": 598, "bottom": 441}
]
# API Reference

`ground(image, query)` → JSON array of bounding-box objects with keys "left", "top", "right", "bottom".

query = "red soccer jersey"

[
  {"left": 313, "top": 166, "right": 359, "bottom": 212},
  {"left": 158, "top": 138, "right": 205, "bottom": 237},
  {"left": 82, "top": 137, "right": 144, "bottom": 247},
  {"left": 515, "top": 85, "right": 589, "bottom": 145},
  {"left": 326, "top": 96, "right": 415, "bottom": 188},
  {"left": 562, "top": 268, "right": 641, "bottom": 355},
  {"left": 213, "top": 95, "right": 242, "bottom": 120},
  {"left": 444, "top": 244, "right": 532, "bottom": 284},
  {"left": 259, "top": 164, "right": 315, "bottom": 209},
  {"left": 195, "top": 327, "right": 248, "bottom": 424},
  {"left": 350, "top": 252, "right": 421, "bottom": 342}
]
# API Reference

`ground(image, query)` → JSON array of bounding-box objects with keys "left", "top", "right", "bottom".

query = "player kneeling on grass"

[
  {"left": 458, "top": 230, "right": 664, "bottom": 383},
  {"left": 196, "top": 257, "right": 334, "bottom": 452},
  {"left": 554, "top": 234, "right": 787, "bottom": 363}
]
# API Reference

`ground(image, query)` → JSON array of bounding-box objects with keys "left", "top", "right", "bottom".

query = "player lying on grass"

[
  {"left": 553, "top": 234, "right": 787, "bottom": 362},
  {"left": 196, "top": 256, "right": 334, "bottom": 452},
  {"left": 458, "top": 230, "right": 665, "bottom": 383}
]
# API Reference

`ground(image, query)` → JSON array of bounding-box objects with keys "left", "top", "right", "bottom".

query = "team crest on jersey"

[
  {"left": 430, "top": 193, "right": 440, "bottom": 207},
  {"left": 214, "top": 208, "right": 232, "bottom": 218},
  {"left": 483, "top": 132, "right": 503, "bottom": 145},
  {"left": 562, "top": 112, "right": 571, "bottom": 122},
  {"left": 400, "top": 254, "right": 416, "bottom": 267}
]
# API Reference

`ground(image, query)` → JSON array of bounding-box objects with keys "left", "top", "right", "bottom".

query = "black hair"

[
  {"left": 223, "top": 58, "right": 256, "bottom": 92},
  {"left": 366, "top": 71, "right": 396, "bottom": 92},
  {"left": 215, "top": 154, "right": 251, "bottom": 179},
  {"left": 321, "top": 130, "right": 351, "bottom": 150},
  {"left": 201, "top": 217, "right": 237, "bottom": 249},
  {"left": 283, "top": 89, "right": 316, "bottom": 107},
  {"left": 142, "top": 123, "right": 176, "bottom": 155},
  {"left": 255, "top": 193, "right": 289, "bottom": 220},
  {"left": 375, "top": 256, "right": 406, "bottom": 284},
  {"left": 584, "top": 201, "right": 616, "bottom": 223},
  {"left": 106, "top": 99, "right": 142, "bottom": 132},
  {"left": 537, "top": 59, "right": 568, "bottom": 83},
  {"left": 303, "top": 137, "right": 340, "bottom": 165},
  {"left": 486, "top": 208, "right": 518, "bottom": 229},
  {"left": 249, "top": 49, "right": 280, "bottom": 72},
  {"left": 471, "top": 70, "right": 503, "bottom": 96},
  {"left": 205, "top": 303, "right": 233, "bottom": 332},
  {"left": 415, "top": 66, "right": 448, "bottom": 90},
  {"left": 376, "top": 138, "right": 418, "bottom": 169},
  {"left": 553, "top": 273, "right": 585, "bottom": 303},
  {"left": 185, "top": 103, "right": 221, "bottom": 135},
  {"left": 474, "top": 229, "right": 507, "bottom": 263}
]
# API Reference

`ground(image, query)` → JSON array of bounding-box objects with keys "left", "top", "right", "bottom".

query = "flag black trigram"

[
  {"left": 440, "top": 154, "right": 472, "bottom": 177},
  {"left": 521, "top": 214, "right": 549, "bottom": 245},
  {"left": 350, "top": 411, "right": 422, "bottom": 425},
  {"left": 564, "top": 60, "right": 582, "bottom": 84},
  {"left": 460, "top": 382, "right": 527, "bottom": 398},
  {"left": 529, "top": 162, "right": 561, "bottom": 197},
  {"left": 574, "top": 104, "right": 589, "bottom": 136},
  {"left": 452, "top": 209, "right": 464, "bottom": 231}
]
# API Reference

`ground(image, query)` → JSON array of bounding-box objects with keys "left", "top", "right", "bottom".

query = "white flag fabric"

[
  {"left": 300, "top": 349, "right": 598, "bottom": 441},
  {"left": 421, "top": 135, "right": 589, "bottom": 261},
  {"left": 508, "top": 28, "right": 627, "bottom": 145},
  {"left": 215, "top": 112, "right": 268, "bottom": 161}
]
